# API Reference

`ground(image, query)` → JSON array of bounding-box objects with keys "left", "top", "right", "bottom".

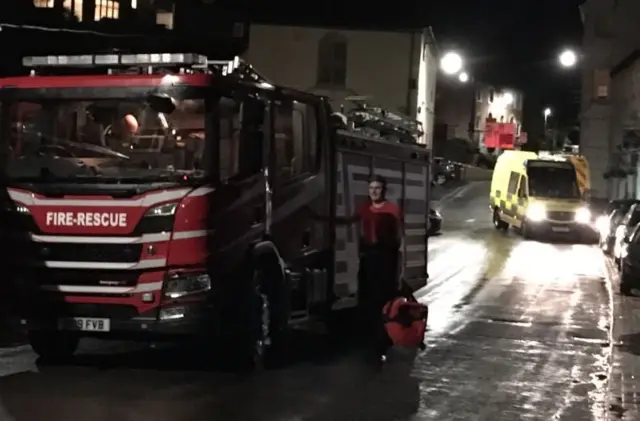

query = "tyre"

[
  {"left": 230, "top": 258, "right": 290, "bottom": 371},
  {"left": 521, "top": 220, "right": 532, "bottom": 239},
  {"left": 492, "top": 208, "right": 508, "bottom": 231},
  {"left": 28, "top": 330, "right": 79, "bottom": 362},
  {"left": 620, "top": 267, "right": 633, "bottom": 296}
]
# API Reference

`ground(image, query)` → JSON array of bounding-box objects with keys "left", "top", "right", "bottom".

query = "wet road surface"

[{"left": 0, "top": 181, "right": 620, "bottom": 421}]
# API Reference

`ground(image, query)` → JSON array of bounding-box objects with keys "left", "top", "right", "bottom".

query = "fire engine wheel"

[
  {"left": 234, "top": 260, "right": 289, "bottom": 371},
  {"left": 28, "top": 330, "right": 79, "bottom": 362}
]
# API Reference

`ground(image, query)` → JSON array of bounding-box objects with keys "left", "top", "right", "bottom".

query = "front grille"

[
  {"left": 37, "top": 301, "right": 140, "bottom": 320},
  {"left": 33, "top": 243, "right": 142, "bottom": 263},
  {"left": 547, "top": 211, "right": 574, "bottom": 222},
  {"left": 33, "top": 269, "right": 140, "bottom": 287}
]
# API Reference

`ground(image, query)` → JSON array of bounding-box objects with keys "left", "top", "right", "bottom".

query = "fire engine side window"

[
  {"left": 273, "top": 100, "right": 318, "bottom": 181},
  {"left": 218, "top": 96, "right": 264, "bottom": 181}
]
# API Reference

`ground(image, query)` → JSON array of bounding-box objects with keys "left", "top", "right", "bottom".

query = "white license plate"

[
  {"left": 59, "top": 317, "right": 110, "bottom": 332},
  {"left": 551, "top": 226, "right": 570, "bottom": 233}
]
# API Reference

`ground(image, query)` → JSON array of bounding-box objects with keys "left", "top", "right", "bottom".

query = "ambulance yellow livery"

[{"left": 490, "top": 150, "right": 591, "bottom": 241}]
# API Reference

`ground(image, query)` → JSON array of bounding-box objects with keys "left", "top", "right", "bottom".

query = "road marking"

[{"left": 434, "top": 183, "right": 474, "bottom": 204}]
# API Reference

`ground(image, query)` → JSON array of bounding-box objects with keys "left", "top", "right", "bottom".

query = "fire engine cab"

[{"left": 0, "top": 52, "right": 431, "bottom": 368}]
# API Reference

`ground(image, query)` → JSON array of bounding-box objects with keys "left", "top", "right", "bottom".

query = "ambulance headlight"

[
  {"left": 574, "top": 207, "right": 591, "bottom": 224},
  {"left": 526, "top": 203, "right": 546, "bottom": 222},
  {"left": 164, "top": 273, "right": 211, "bottom": 299},
  {"left": 145, "top": 202, "right": 178, "bottom": 217}
]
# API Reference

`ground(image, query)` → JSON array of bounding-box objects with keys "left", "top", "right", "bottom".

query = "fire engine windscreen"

[
  {"left": 527, "top": 165, "right": 581, "bottom": 199},
  {"left": 5, "top": 96, "right": 207, "bottom": 181}
]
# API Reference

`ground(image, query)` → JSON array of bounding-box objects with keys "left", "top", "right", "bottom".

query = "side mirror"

[
  {"left": 147, "top": 93, "right": 177, "bottom": 114},
  {"left": 623, "top": 236, "right": 631, "bottom": 244}
]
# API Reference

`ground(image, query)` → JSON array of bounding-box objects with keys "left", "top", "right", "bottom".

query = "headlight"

[
  {"left": 145, "top": 202, "right": 178, "bottom": 217},
  {"left": 526, "top": 203, "right": 546, "bottom": 222},
  {"left": 164, "top": 273, "right": 211, "bottom": 299},
  {"left": 5, "top": 204, "right": 30, "bottom": 214},
  {"left": 574, "top": 207, "right": 591, "bottom": 224}
]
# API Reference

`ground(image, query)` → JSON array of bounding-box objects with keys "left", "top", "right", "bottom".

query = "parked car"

[
  {"left": 600, "top": 209, "right": 626, "bottom": 255},
  {"left": 598, "top": 200, "right": 639, "bottom": 254},
  {"left": 427, "top": 208, "right": 442, "bottom": 236},
  {"left": 613, "top": 203, "right": 640, "bottom": 262},
  {"left": 618, "top": 223, "right": 640, "bottom": 295},
  {"left": 433, "top": 157, "right": 457, "bottom": 185}
]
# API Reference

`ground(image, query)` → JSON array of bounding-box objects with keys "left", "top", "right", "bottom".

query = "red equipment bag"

[{"left": 382, "top": 295, "right": 428, "bottom": 349}]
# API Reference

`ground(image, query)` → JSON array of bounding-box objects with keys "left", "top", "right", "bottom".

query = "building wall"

[
  {"left": 434, "top": 79, "right": 474, "bottom": 141},
  {"left": 243, "top": 24, "right": 433, "bottom": 145},
  {"left": 580, "top": 0, "right": 640, "bottom": 198},
  {"left": 474, "top": 85, "right": 523, "bottom": 147}
]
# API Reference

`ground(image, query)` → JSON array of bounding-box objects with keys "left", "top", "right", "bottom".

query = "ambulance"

[{"left": 490, "top": 150, "right": 591, "bottom": 241}]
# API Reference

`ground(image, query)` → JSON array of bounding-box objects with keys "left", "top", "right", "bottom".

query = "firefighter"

[{"left": 310, "top": 175, "right": 404, "bottom": 364}]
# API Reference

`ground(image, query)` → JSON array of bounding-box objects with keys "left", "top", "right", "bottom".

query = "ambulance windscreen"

[{"left": 527, "top": 162, "right": 580, "bottom": 199}]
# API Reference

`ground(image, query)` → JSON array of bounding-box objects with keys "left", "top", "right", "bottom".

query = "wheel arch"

[{"left": 249, "top": 240, "right": 285, "bottom": 279}]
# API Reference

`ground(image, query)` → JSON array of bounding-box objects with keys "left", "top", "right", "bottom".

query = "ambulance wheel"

[
  {"left": 28, "top": 330, "right": 78, "bottom": 362},
  {"left": 493, "top": 208, "right": 508, "bottom": 231},
  {"left": 234, "top": 258, "right": 289, "bottom": 371},
  {"left": 521, "top": 220, "right": 532, "bottom": 239}
]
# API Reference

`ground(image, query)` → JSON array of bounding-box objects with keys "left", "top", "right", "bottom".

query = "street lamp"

[
  {"left": 558, "top": 49, "right": 578, "bottom": 68},
  {"left": 503, "top": 92, "right": 514, "bottom": 105},
  {"left": 543, "top": 107, "right": 552, "bottom": 129},
  {"left": 458, "top": 71, "right": 469, "bottom": 83},
  {"left": 440, "top": 51, "right": 463, "bottom": 75}
]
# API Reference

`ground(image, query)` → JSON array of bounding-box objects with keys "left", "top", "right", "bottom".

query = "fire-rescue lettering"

[{"left": 45, "top": 212, "right": 127, "bottom": 227}]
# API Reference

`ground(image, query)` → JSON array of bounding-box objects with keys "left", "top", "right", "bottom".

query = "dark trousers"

[{"left": 357, "top": 245, "right": 400, "bottom": 356}]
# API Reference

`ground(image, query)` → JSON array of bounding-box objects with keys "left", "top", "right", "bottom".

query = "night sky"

[{"left": 248, "top": 0, "right": 585, "bottom": 132}]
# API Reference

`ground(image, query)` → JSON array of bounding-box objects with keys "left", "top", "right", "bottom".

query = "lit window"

[
  {"left": 132, "top": 0, "right": 137, "bottom": 8},
  {"left": 94, "top": 0, "right": 119, "bottom": 20},
  {"left": 63, "top": 0, "right": 83, "bottom": 21},
  {"left": 33, "top": 0, "right": 54, "bottom": 7}
]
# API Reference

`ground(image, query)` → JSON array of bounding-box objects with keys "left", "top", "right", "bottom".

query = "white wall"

[
  {"left": 580, "top": 0, "right": 640, "bottom": 198},
  {"left": 244, "top": 24, "right": 432, "bottom": 144}
]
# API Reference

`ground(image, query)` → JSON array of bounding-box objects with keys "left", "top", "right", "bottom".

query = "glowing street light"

[
  {"left": 440, "top": 51, "right": 463, "bottom": 75},
  {"left": 458, "top": 71, "right": 469, "bottom": 83},
  {"left": 558, "top": 49, "right": 577, "bottom": 68},
  {"left": 503, "top": 92, "right": 514, "bottom": 105},
  {"left": 543, "top": 107, "right": 552, "bottom": 130}
]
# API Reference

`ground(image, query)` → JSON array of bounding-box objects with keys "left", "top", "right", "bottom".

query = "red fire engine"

[{"left": 0, "top": 52, "right": 431, "bottom": 369}]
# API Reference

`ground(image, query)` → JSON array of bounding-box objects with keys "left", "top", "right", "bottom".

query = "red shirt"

[{"left": 356, "top": 201, "right": 402, "bottom": 245}]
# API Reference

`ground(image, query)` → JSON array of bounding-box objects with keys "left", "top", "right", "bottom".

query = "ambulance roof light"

[{"left": 22, "top": 53, "right": 208, "bottom": 68}]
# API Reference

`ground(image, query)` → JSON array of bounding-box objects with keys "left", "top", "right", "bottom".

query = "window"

[
  {"left": 218, "top": 97, "right": 265, "bottom": 181},
  {"left": 317, "top": 34, "right": 348, "bottom": 87},
  {"left": 273, "top": 99, "right": 318, "bottom": 182},
  {"left": 475, "top": 91, "right": 483, "bottom": 102},
  {"left": 33, "top": 0, "right": 53, "bottom": 7},
  {"left": 507, "top": 171, "right": 520, "bottom": 195},
  {"left": 63, "top": 0, "right": 83, "bottom": 21},
  {"left": 95, "top": 0, "right": 119, "bottom": 20},
  {"left": 517, "top": 177, "right": 527, "bottom": 197},
  {"left": 489, "top": 90, "right": 495, "bottom": 103},
  {"left": 475, "top": 114, "right": 481, "bottom": 129}
]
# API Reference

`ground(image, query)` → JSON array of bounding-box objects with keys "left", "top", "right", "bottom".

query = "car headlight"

[
  {"left": 145, "top": 202, "right": 178, "bottom": 217},
  {"left": 574, "top": 207, "right": 591, "bottom": 224},
  {"left": 164, "top": 273, "right": 211, "bottom": 299},
  {"left": 526, "top": 203, "right": 546, "bottom": 222}
]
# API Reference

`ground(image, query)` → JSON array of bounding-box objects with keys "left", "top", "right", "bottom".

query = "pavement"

[{"left": 0, "top": 180, "right": 635, "bottom": 421}]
